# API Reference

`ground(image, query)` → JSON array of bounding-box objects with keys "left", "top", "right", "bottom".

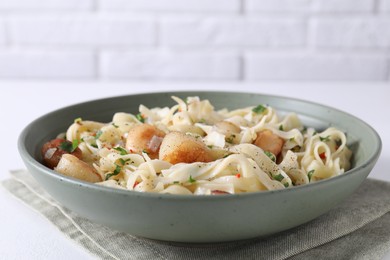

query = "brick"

[
  {"left": 312, "top": 18, "right": 390, "bottom": 48},
  {"left": 100, "top": 51, "right": 240, "bottom": 80},
  {"left": 312, "top": 0, "right": 374, "bottom": 12},
  {"left": 380, "top": 0, "right": 390, "bottom": 12},
  {"left": 9, "top": 15, "right": 155, "bottom": 46},
  {"left": 0, "top": 51, "right": 95, "bottom": 78},
  {"left": 246, "top": 0, "right": 311, "bottom": 12},
  {"left": 0, "top": 0, "right": 93, "bottom": 11},
  {"left": 99, "top": 0, "right": 240, "bottom": 13},
  {"left": 245, "top": 53, "right": 388, "bottom": 80},
  {"left": 161, "top": 17, "right": 306, "bottom": 47},
  {"left": 0, "top": 21, "right": 5, "bottom": 45}
]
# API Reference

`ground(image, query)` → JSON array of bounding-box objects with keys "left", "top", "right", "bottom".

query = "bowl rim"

[{"left": 18, "top": 90, "right": 382, "bottom": 200}]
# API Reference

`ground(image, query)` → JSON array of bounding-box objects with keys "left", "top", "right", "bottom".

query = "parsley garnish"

[
  {"left": 105, "top": 165, "right": 122, "bottom": 180},
  {"left": 284, "top": 182, "right": 289, "bottom": 188},
  {"left": 188, "top": 175, "right": 196, "bottom": 183},
  {"left": 114, "top": 147, "right": 128, "bottom": 155},
  {"left": 207, "top": 145, "right": 213, "bottom": 149},
  {"left": 112, "top": 123, "right": 119, "bottom": 128},
  {"left": 91, "top": 143, "right": 98, "bottom": 148},
  {"left": 59, "top": 140, "right": 79, "bottom": 153},
  {"left": 142, "top": 149, "right": 149, "bottom": 154},
  {"left": 264, "top": 151, "right": 276, "bottom": 162},
  {"left": 320, "top": 135, "right": 331, "bottom": 142},
  {"left": 173, "top": 181, "right": 180, "bottom": 184},
  {"left": 273, "top": 173, "right": 284, "bottom": 182},
  {"left": 252, "top": 104, "right": 267, "bottom": 114},
  {"left": 307, "top": 170, "right": 315, "bottom": 181},
  {"left": 279, "top": 125, "right": 284, "bottom": 131},
  {"left": 118, "top": 158, "right": 131, "bottom": 166},
  {"left": 95, "top": 130, "right": 103, "bottom": 140},
  {"left": 136, "top": 113, "right": 145, "bottom": 123}
]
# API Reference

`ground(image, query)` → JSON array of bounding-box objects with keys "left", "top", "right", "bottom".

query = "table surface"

[{"left": 0, "top": 81, "right": 389, "bottom": 259}]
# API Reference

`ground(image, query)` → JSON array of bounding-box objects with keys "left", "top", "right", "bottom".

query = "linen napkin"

[{"left": 2, "top": 170, "right": 390, "bottom": 260}]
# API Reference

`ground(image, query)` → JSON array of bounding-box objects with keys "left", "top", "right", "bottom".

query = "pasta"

[{"left": 42, "top": 96, "right": 352, "bottom": 195}]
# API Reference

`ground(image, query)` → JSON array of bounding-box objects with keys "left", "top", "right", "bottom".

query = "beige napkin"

[{"left": 2, "top": 170, "right": 390, "bottom": 260}]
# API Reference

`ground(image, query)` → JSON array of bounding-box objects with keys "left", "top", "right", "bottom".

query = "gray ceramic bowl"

[{"left": 18, "top": 91, "right": 381, "bottom": 243}]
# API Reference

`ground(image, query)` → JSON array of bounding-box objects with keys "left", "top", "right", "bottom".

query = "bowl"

[{"left": 18, "top": 91, "right": 382, "bottom": 243}]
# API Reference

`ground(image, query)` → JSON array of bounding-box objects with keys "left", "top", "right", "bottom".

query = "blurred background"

[{"left": 0, "top": 0, "right": 389, "bottom": 81}]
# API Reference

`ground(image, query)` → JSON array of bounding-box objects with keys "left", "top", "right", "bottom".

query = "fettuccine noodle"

[{"left": 52, "top": 96, "right": 352, "bottom": 195}]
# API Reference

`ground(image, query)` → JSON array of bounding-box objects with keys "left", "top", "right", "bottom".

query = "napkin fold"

[{"left": 2, "top": 170, "right": 390, "bottom": 260}]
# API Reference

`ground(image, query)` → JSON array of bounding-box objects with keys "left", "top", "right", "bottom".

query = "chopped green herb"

[
  {"left": 142, "top": 149, "right": 149, "bottom": 154},
  {"left": 320, "top": 135, "right": 331, "bottom": 142},
  {"left": 279, "top": 125, "right": 284, "bottom": 131},
  {"left": 313, "top": 131, "right": 317, "bottom": 136},
  {"left": 207, "top": 145, "right": 213, "bottom": 149},
  {"left": 59, "top": 141, "right": 72, "bottom": 153},
  {"left": 105, "top": 165, "right": 122, "bottom": 180},
  {"left": 118, "top": 158, "right": 131, "bottom": 166},
  {"left": 173, "top": 181, "right": 180, "bottom": 184},
  {"left": 252, "top": 104, "right": 267, "bottom": 114},
  {"left": 307, "top": 170, "right": 315, "bottom": 181},
  {"left": 284, "top": 182, "right": 289, "bottom": 188},
  {"left": 222, "top": 154, "right": 230, "bottom": 158},
  {"left": 91, "top": 143, "right": 98, "bottom": 148},
  {"left": 189, "top": 175, "right": 196, "bottom": 183},
  {"left": 71, "top": 139, "right": 79, "bottom": 151},
  {"left": 289, "top": 137, "right": 295, "bottom": 142},
  {"left": 59, "top": 140, "right": 79, "bottom": 153},
  {"left": 264, "top": 151, "right": 276, "bottom": 162},
  {"left": 112, "top": 123, "right": 119, "bottom": 128},
  {"left": 198, "top": 118, "right": 206, "bottom": 124},
  {"left": 95, "top": 130, "right": 103, "bottom": 140},
  {"left": 74, "top": 117, "right": 82, "bottom": 124},
  {"left": 136, "top": 113, "right": 145, "bottom": 123},
  {"left": 113, "top": 146, "right": 128, "bottom": 155},
  {"left": 273, "top": 173, "right": 284, "bottom": 182}
]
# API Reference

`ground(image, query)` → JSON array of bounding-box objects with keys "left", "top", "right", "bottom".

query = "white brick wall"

[
  {"left": 101, "top": 51, "right": 240, "bottom": 80},
  {"left": 245, "top": 53, "right": 388, "bottom": 80},
  {"left": 161, "top": 17, "right": 306, "bottom": 47},
  {"left": 99, "top": 0, "right": 240, "bottom": 13},
  {"left": 312, "top": 0, "right": 374, "bottom": 13},
  {"left": 0, "top": 51, "right": 95, "bottom": 78},
  {"left": 246, "top": 0, "right": 311, "bottom": 13},
  {"left": 0, "top": 0, "right": 388, "bottom": 81},
  {"left": 0, "top": 0, "right": 94, "bottom": 11},
  {"left": 9, "top": 15, "right": 155, "bottom": 46},
  {"left": 313, "top": 17, "right": 390, "bottom": 48},
  {"left": 380, "top": 0, "right": 390, "bottom": 12},
  {"left": 0, "top": 20, "right": 6, "bottom": 45}
]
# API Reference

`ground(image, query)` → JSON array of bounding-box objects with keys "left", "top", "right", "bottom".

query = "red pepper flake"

[
  {"left": 319, "top": 152, "right": 326, "bottom": 159},
  {"left": 236, "top": 173, "right": 241, "bottom": 178},
  {"left": 133, "top": 181, "right": 139, "bottom": 188}
]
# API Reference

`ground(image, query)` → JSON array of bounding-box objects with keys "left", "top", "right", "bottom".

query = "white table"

[{"left": 0, "top": 81, "right": 389, "bottom": 259}]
